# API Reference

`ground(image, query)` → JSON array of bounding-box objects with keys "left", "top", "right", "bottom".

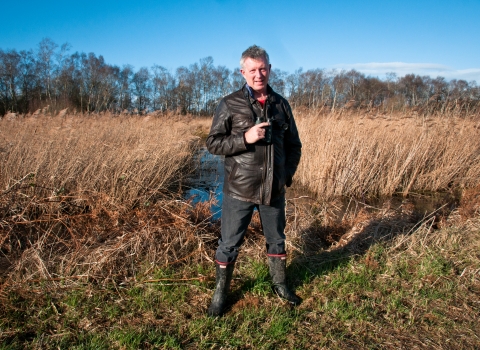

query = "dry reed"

[
  {"left": 1, "top": 110, "right": 479, "bottom": 288},
  {"left": 1, "top": 111, "right": 479, "bottom": 349},
  {"left": 0, "top": 113, "right": 213, "bottom": 285},
  {"left": 295, "top": 110, "right": 480, "bottom": 200},
  {"left": 1, "top": 113, "right": 202, "bottom": 205}
]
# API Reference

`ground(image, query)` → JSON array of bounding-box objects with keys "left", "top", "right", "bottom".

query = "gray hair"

[{"left": 240, "top": 45, "right": 270, "bottom": 69}]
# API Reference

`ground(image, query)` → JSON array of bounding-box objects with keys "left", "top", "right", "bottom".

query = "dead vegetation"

[
  {"left": 1, "top": 110, "right": 478, "bottom": 286},
  {"left": 295, "top": 109, "right": 480, "bottom": 200},
  {"left": 0, "top": 111, "right": 479, "bottom": 348},
  {"left": 0, "top": 113, "right": 213, "bottom": 285}
]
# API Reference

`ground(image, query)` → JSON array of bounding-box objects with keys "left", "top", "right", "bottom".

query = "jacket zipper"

[{"left": 261, "top": 101, "right": 269, "bottom": 204}]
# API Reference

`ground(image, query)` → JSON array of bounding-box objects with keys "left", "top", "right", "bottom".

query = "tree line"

[{"left": 1, "top": 38, "right": 479, "bottom": 116}]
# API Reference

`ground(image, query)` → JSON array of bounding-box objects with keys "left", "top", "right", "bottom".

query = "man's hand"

[{"left": 244, "top": 122, "right": 270, "bottom": 144}]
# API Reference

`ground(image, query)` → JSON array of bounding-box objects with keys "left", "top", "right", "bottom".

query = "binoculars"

[{"left": 256, "top": 116, "right": 272, "bottom": 144}]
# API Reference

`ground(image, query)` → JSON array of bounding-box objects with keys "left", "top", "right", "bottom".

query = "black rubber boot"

[
  {"left": 207, "top": 263, "right": 234, "bottom": 317},
  {"left": 268, "top": 256, "right": 301, "bottom": 305}
]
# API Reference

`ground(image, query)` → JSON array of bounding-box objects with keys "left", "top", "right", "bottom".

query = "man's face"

[{"left": 240, "top": 57, "right": 271, "bottom": 94}]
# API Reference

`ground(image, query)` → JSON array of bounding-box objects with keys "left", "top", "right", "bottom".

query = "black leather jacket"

[{"left": 206, "top": 84, "right": 302, "bottom": 205}]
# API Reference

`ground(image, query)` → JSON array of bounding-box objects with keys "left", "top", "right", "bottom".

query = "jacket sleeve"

[
  {"left": 206, "top": 99, "right": 248, "bottom": 156},
  {"left": 283, "top": 101, "right": 302, "bottom": 187}
]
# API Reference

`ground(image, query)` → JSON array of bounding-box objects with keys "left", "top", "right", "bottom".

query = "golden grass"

[
  {"left": 295, "top": 110, "right": 480, "bottom": 200},
  {"left": 0, "top": 113, "right": 206, "bottom": 205},
  {"left": 0, "top": 113, "right": 213, "bottom": 284},
  {"left": 1, "top": 110, "right": 479, "bottom": 287},
  {"left": 0, "top": 111, "right": 479, "bottom": 349}
]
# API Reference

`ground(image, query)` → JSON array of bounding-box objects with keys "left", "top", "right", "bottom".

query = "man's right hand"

[{"left": 244, "top": 122, "right": 270, "bottom": 144}]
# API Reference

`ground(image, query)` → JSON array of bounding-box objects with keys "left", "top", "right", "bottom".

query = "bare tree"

[
  {"left": 231, "top": 70, "right": 244, "bottom": 91},
  {"left": 198, "top": 57, "right": 215, "bottom": 114},
  {"left": 211, "top": 65, "right": 232, "bottom": 112},
  {"left": 18, "top": 50, "right": 37, "bottom": 112},
  {"left": 0, "top": 49, "right": 21, "bottom": 113},
  {"left": 175, "top": 66, "right": 194, "bottom": 114},
  {"left": 269, "top": 68, "right": 287, "bottom": 96},
  {"left": 36, "top": 38, "right": 58, "bottom": 108},
  {"left": 398, "top": 74, "right": 426, "bottom": 107},
  {"left": 331, "top": 69, "right": 349, "bottom": 111},
  {"left": 117, "top": 65, "right": 133, "bottom": 111},
  {"left": 2, "top": 39, "right": 479, "bottom": 116},
  {"left": 132, "top": 67, "right": 152, "bottom": 112},
  {"left": 152, "top": 65, "right": 176, "bottom": 113}
]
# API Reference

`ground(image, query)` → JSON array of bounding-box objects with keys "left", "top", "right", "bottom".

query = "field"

[{"left": 0, "top": 110, "right": 479, "bottom": 349}]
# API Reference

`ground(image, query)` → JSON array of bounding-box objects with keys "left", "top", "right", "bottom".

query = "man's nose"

[{"left": 255, "top": 70, "right": 263, "bottom": 78}]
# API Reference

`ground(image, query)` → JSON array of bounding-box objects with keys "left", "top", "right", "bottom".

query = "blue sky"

[{"left": 2, "top": 0, "right": 479, "bottom": 82}]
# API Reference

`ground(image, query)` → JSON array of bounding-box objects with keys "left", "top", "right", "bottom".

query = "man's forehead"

[{"left": 243, "top": 57, "right": 269, "bottom": 68}]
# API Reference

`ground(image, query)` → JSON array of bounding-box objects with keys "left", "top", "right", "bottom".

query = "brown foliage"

[
  {"left": 0, "top": 114, "right": 213, "bottom": 286},
  {"left": 295, "top": 110, "right": 480, "bottom": 200}
]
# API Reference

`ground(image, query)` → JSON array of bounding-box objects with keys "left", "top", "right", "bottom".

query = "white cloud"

[{"left": 333, "top": 62, "right": 480, "bottom": 83}]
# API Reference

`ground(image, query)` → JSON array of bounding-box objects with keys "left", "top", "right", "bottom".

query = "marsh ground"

[{"left": 0, "top": 110, "right": 479, "bottom": 349}]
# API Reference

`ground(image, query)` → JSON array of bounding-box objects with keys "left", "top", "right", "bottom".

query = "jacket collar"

[{"left": 243, "top": 84, "right": 277, "bottom": 103}]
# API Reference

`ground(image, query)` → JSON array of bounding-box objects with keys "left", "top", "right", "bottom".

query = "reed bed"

[
  {"left": 1, "top": 113, "right": 203, "bottom": 205},
  {"left": 295, "top": 110, "right": 480, "bottom": 200},
  {"left": 1, "top": 110, "right": 479, "bottom": 286},
  {"left": 0, "top": 111, "right": 479, "bottom": 349},
  {"left": 0, "top": 113, "right": 212, "bottom": 285}
]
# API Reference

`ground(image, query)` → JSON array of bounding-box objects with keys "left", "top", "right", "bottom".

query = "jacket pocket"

[
  {"left": 228, "top": 160, "right": 238, "bottom": 182},
  {"left": 228, "top": 163, "right": 262, "bottom": 200}
]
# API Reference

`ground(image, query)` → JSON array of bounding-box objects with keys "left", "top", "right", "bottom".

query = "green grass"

[{"left": 1, "top": 221, "right": 479, "bottom": 349}]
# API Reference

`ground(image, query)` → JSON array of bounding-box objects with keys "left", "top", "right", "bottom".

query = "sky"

[{"left": 2, "top": 0, "right": 480, "bottom": 83}]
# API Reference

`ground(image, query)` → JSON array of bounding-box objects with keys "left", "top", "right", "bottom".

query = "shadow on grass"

[
  {"left": 285, "top": 196, "right": 457, "bottom": 296},
  {"left": 204, "top": 195, "right": 458, "bottom": 313}
]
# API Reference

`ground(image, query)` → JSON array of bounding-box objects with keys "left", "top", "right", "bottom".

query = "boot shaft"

[
  {"left": 268, "top": 256, "right": 287, "bottom": 285},
  {"left": 207, "top": 263, "right": 235, "bottom": 317},
  {"left": 267, "top": 256, "right": 301, "bottom": 305},
  {"left": 214, "top": 263, "right": 235, "bottom": 291}
]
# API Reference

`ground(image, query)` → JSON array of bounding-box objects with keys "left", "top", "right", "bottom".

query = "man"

[{"left": 206, "top": 45, "right": 302, "bottom": 317}]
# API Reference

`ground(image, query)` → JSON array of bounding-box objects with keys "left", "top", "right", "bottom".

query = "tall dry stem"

[
  {"left": 295, "top": 111, "right": 480, "bottom": 200},
  {"left": 0, "top": 114, "right": 211, "bottom": 283}
]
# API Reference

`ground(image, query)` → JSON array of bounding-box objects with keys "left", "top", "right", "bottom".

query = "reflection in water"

[{"left": 184, "top": 148, "right": 224, "bottom": 220}]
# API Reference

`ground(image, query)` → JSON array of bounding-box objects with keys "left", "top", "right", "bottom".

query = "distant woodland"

[{"left": 1, "top": 38, "right": 479, "bottom": 116}]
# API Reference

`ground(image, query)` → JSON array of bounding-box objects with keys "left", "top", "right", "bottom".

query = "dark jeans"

[{"left": 215, "top": 194, "right": 286, "bottom": 264}]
